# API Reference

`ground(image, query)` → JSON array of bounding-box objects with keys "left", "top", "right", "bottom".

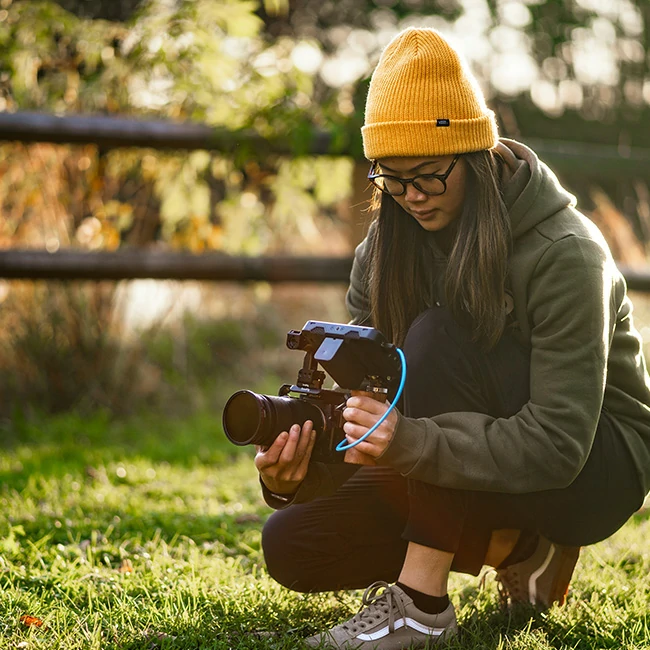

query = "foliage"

[
  {"left": 33, "top": 0, "right": 650, "bottom": 133},
  {"left": 0, "top": 0, "right": 356, "bottom": 256},
  {"left": 261, "top": 0, "right": 650, "bottom": 126},
  {"left": 0, "top": 275, "right": 349, "bottom": 417},
  {"left": 1, "top": 0, "right": 650, "bottom": 421},
  {"left": 1, "top": 0, "right": 649, "bottom": 257},
  {"left": 0, "top": 409, "right": 648, "bottom": 648},
  {"left": 1, "top": 0, "right": 324, "bottom": 132},
  {"left": 46, "top": 0, "right": 143, "bottom": 22},
  {"left": 4, "top": 0, "right": 649, "bottom": 137},
  {"left": 0, "top": 5, "right": 649, "bottom": 646},
  {"left": 0, "top": 281, "right": 126, "bottom": 414}
]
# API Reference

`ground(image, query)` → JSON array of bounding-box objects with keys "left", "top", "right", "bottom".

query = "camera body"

[{"left": 222, "top": 321, "right": 401, "bottom": 464}]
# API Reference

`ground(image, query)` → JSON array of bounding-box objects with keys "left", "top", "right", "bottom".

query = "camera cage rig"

[{"left": 280, "top": 320, "right": 401, "bottom": 401}]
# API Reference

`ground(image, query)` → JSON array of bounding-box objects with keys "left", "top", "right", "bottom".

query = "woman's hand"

[
  {"left": 342, "top": 395, "right": 398, "bottom": 464},
  {"left": 255, "top": 420, "right": 316, "bottom": 496}
]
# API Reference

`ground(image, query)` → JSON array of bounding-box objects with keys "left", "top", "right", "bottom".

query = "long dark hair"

[{"left": 368, "top": 149, "right": 511, "bottom": 349}]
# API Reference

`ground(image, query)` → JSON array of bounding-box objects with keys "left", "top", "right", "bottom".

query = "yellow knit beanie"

[{"left": 362, "top": 28, "right": 499, "bottom": 159}]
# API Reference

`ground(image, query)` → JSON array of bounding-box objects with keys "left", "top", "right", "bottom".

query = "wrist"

[
  {"left": 261, "top": 477, "right": 300, "bottom": 498},
  {"left": 266, "top": 490, "right": 293, "bottom": 503}
]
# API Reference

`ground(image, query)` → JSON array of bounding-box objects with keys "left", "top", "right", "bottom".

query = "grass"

[{"left": 0, "top": 408, "right": 649, "bottom": 649}]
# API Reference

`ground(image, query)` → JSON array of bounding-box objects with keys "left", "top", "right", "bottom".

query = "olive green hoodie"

[{"left": 263, "top": 138, "right": 650, "bottom": 508}]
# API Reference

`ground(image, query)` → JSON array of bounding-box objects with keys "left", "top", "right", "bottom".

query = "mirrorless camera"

[{"left": 222, "top": 321, "right": 401, "bottom": 463}]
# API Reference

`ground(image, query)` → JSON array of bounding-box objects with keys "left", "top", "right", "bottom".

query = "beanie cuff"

[{"left": 362, "top": 114, "right": 499, "bottom": 160}]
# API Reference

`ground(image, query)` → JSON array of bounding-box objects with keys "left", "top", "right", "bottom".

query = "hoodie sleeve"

[
  {"left": 260, "top": 462, "right": 360, "bottom": 510},
  {"left": 379, "top": 234, "right": 618, "bottom": 493}
]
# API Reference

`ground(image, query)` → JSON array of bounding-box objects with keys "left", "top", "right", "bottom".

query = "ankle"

[
  {"left": 497, "top": 530, "right": 539, "bottom": 569},
  {"left": 398, "top": 542, "right": 453, "bottom": 597},
  {"left": 485, "top": 529, "right": 521, "bottom": 567},
  {"left": 396, "top": 582, "right": 449, "bottom": 614}
]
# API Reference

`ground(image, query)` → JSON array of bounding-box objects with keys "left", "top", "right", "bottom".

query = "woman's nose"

[{"left": 404, "top": 182, "right": 427, "bottom": 202}]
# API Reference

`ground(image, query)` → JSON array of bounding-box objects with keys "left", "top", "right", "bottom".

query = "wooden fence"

[{"left": 2, "top": 110, "right": 650, "bottom": 288}]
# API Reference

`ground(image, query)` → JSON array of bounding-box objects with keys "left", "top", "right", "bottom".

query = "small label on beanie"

[{"left": 436, "top": 119, "right": 450, "bottom": 127}]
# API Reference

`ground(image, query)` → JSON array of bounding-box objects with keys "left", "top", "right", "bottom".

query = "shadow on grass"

[
  {"left": 2, "top": 506, "right": 266, "bottom": 557},
  {"left": 94, "top": 599, "right": 621, "bottom": 650},
  {"left": 0, "top": 408, "right": 253, "bottom": 486},
  {"left": 451, "top": 599, "right": 635, "bottom": 650},
  {"left": 0, "top": 408, "right": 267, "bottom": 551},
  {"left": 71, "top": 589, "right": 355, "bottom": 650}
]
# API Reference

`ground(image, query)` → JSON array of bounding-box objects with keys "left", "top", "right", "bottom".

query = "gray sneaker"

[
  {"left": 496, "top": 535, "right": 580, "bottom": 608},
  {"left": 304, "top": 582, "right": 457, "bottom": 649}
]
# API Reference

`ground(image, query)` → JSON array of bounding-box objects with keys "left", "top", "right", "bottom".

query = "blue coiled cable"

[{"left": 335, "top": 347, "right": 407, "bottom": 452}]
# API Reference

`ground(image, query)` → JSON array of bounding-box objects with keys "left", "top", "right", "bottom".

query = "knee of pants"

[
  {"left": 404, "top": 306, "right": 465, "bottom": 358},
  {"left": 402, "top": 306, "right": 473, "bottom": 379},
  {"left": 261, "top": 509, "right": 310, "bottom": 592}
]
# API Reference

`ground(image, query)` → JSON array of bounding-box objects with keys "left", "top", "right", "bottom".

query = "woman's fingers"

[
  {"left": 343, "top": 397, "right": 389, "bottom": 428},
  {"left": 342, "top": 398, "right": 398, "bottom": 459},
  {"left": 344, "top": 437, "right": 381, "bottom": 458},
  {"left": 343, "top": 407, "right": 383, "bottom": 429},
  {"left": 278, "top": 420, "right": 315, "bottom": 465},
  {"left": 343, "top": 418, "right": 394, "bottom": 441},
  {"left": 295, "top": 420, "right": 315, "bottom": 460},
  {"left": 346, "top": 395, "right": 388, "bottom": 415},
  {"left": 307, "top": 427, "right": 317, "bottom": 457},
  {"left": 299, "top": 426, "right": 317, "bottom": 471},
  {"left": 255, "top": 431, "right": 289, "bottom": 470},
  {"left": 255, "top": 421, "right": 316, "bottom": 495},
  {"left": 278, "top": 423, "right": 301, "bottom": 464},
  {"left": 256, "top": 421, "right": 315, "bottom": 469}
]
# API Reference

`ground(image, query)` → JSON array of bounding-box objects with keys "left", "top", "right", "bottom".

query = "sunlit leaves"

[
  {"left": 155, "top": 151, "right": 211, "bottom": 236},
  {"left": 0, "top": 0, "right": 356, "bottom": 255},
  {"left": 263, "top": 0, "right": 290, "bottom": 17},
  {"left": 3, "top": 0, "right": 648, "bottom": 257},
  {"left": 203, "top": 0, "right": 264, "bottom": 38}
]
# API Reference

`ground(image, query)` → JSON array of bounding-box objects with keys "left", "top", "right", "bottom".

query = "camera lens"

[
  {"left": 222, "top": 391, "right": 264, "bottom": 445},
  {"left": 222, "top": 390, "right": 324, "bottom": 448}
]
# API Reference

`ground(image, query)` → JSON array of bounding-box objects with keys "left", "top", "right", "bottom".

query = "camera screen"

[{"left": 296, "top": 321, "right": 402, "bottom": 393}]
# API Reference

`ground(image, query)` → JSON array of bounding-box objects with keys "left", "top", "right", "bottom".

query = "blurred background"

[{"left": 1, "top": 0, "right": 650, "bottom": 423}]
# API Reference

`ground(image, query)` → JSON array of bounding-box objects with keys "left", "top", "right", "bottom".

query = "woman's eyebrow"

[{"left": 379, "top": 160, "right": 443, "bottom": 173}]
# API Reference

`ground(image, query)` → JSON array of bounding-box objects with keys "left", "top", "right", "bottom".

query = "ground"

[{"left": 0, "top": 409, "right": 648, "bottom": 649}]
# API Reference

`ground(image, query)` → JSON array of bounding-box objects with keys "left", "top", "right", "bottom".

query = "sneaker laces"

[
  {"left": 341, "top": 581, "right": 408, "bottom": 636},
  {"left": 478, "top": 567, "right": 496, "bottom": 592},
  {"left": 478, "top": 567, "right": 510, "bottom": 609}
]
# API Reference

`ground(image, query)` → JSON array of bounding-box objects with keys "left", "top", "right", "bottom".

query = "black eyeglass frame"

[{"left": 367, "top": 154, "right": 461, "bottom": 197}]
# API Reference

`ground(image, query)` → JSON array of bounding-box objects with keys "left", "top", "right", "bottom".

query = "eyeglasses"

[{"left": 367, "top": 154, "right": 460, "bottom": 197}]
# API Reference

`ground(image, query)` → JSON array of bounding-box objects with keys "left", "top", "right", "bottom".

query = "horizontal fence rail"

[
  {"left": 616, "top": 268, "right": 650, "bottom": 292},
  {"left": 0, "top": 111, "right": 336, "bottom": 155},
  {"left": 1, "top": 249, "right": 650, "bottom": 291},
  {"left": 0, "top": 249, "right": 353, "bottom": 283},
  {"left": 3, "top": 111, "right": 650, "bottom": 290},
  {"left": 2, "top": 112, "right": 650, "bottom": 175}
]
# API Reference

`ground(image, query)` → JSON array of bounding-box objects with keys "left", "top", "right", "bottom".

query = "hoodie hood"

[{"left": 497, "top": 138, "right": 577, "bottom": 240}]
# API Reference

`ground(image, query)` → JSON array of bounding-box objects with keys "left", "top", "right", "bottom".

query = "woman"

[{"left": 255, "top": 28, "right": 650, "bottom": 649}]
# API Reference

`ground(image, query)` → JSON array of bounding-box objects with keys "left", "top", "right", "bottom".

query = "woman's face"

[{"left": 375, "top": 154, "right": 467, "bottom": 232}]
